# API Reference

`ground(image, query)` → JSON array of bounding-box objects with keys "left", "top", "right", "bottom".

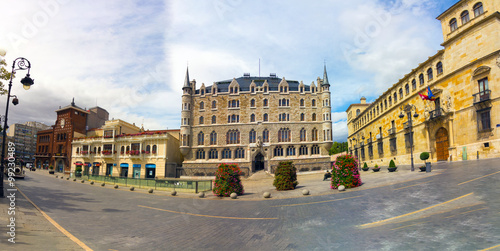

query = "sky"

[{"left": 0, "top": 0, "right": 458, "bottom": 142}]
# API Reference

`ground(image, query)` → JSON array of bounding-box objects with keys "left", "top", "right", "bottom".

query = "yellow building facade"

[
  {"left": 347, "top": 0, "right": 500, "bottom": 166},
  {"left": 71, "top": 120, "right": 182, "bottom": 178}
]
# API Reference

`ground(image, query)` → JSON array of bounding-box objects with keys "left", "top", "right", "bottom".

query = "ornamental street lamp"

[
  {"left": 0, "top": 57, "right": 34, "bottom": 197},
  {"left": 353, "top": 135, "right": 364, "bottom": 170},
  {"left": 399, "top": 104, "right": 419, "bottom": 172}
]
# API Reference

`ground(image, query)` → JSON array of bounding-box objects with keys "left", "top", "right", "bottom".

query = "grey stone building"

[
  {"left": 7, "top": 122, "right": 51, "bottom": 165},
  {"left": 179, "top": 66, "right": 333, "bottom": 175}
]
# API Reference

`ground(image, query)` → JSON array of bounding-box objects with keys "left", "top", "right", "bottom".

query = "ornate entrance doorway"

[
  {"left": 436, "top": 127, "right": 449, "bottom": 161},
  {"left": 253, "top": 152, "right": 264, "bottom": 172}
]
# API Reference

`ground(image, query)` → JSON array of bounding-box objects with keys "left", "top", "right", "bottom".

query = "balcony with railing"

[
  {"left": 473, "top": 90, "right": 491, "bottom": 104},
  {"left": 388, "top": 127, "right": 396, "bottom": 135},
  {"left": 366, "top": 138, "right": 372, "bottom": 144},
  {"left": 429, "top": 108, "right": 445, "bottom": 120}
]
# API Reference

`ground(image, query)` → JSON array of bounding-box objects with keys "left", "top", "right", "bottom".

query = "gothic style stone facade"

[
  {"left": 347, "top": 0, "right": 500, "bottom": 166},
  {"left": 180, "top": 67, "right": 333, "bottom": 175}
]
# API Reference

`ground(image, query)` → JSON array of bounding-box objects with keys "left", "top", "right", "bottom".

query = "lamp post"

[
  {"left": 353, "top": 135, "right": 364, "bottom": 170},
  {"left": 399, "top": 104, "right": 419, "bottom": 172},
  {"left": 0, "top": 57, "right": 34, "bottom": 197}
]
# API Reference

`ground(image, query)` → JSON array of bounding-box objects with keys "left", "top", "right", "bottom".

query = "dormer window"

[
  {"left": 264, "top": 86, "right": 268, "bottom": 93},
  {"left": 473, "top": 2, "right": 483, "bottom": 17},
  {"left": 251, "top": 86, "right": 255, "bottom": 93},
  {"left": 201, "top": 89, "right": 205, "bottom": 95},
  {"left": 450, "top": 18, "right": 457, "bottom": 32}
]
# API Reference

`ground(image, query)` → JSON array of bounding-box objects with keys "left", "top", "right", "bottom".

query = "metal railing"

[
  {"left": 72, "top": 173, "right": 212, "bottom": 193},
  {"left": 429, "top": 108, "right": 445, "bottom": 120},
  {"left": 473, "top": 90, "right": 491, "bottom": 104},
  {"left": 388, "top": 127, "right": 396, "bottom": 135}
]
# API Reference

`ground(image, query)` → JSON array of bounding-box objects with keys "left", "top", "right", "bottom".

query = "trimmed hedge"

[
  {"left": 213, "top": 163, "right": 244, "bottom": 197},
  {"left": 420, "top": 152, "right": 430, "bottom": 161},
  {"left": 389, "top": 159, "right": 396, "bottom": 168},
  {"left": 331, "top": 154, "right": 362, "bottom": 189},
  {"left": 273, "top": 161, "right": 298, "bottom": 190}
]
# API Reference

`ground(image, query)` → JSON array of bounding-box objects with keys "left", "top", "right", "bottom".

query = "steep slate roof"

[{"left": 199, "top": 75, "right": 308, "bottom": 94}]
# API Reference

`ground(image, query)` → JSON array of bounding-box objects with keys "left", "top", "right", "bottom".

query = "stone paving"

[{"left": 1, "top": 159, "right": 497, "bottom": 250}]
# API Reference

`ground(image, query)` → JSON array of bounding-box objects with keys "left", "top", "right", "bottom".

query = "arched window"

[
  {"left": 264, "top": 86, "right": 268, "bottom": 93},
  {"left": 405, "top": 84, "right": 409, "bottom": 95},
  {"left": 388, "top": 96, "right": 392, "bottom": 106},
  {"left": 222, "top": 148, "right": 231, "bottom": 159},
  {"left": 126, "top": 146, "right": 130, "bottom": 152},
  {"left": 201, "top": 89, "right": 204, "bottom": 95},
  {"left": 199, "top": 116, "right": 204, "bottom": 125},
  {"left": 208, "top": 149, "right": 218, "bottom": 159},
  {"left": 419, "top": 73, "right": 424, "bottom": 85},
  {"left": 198, "top": 132, "right": 204, "bottom": 145},
  {"left": 300, "top": 128, "right": 306, "bottom": 141},
  {"left": 196, "top": 149, "right": 205, "bottom": 159},
  {"left": 300, "top": 113, "right": 305, "bottom": 121},
  {"left": 436, "top": 62, "right": 443, "bottom": 75},
  {"left": 427, "top": 68, "right": 433, "bottom": 81},
  {"left": 286, "top": 146, "right": 296, "bottom": 156},
  {"left": 399, "top": 88, "right": 403, "bottom": 99},
  {"left": 121, "top": 146, "right": 125, "bottom": 153},
  {"left": 226, "top": 130, "right": 240, "bottom": 144},
  {"left": 474, "top": 2, "right": 483, "bottom": 17},
  {"left": 311, "top": 145, "right": 320, "bottom": 155},
  {"left": 312, "top": 128, "right": 318, "bottom": 141},
  {"left": 250, "top": 114, "right": 255, "bottom": 122},
  {"left": 312, "top": 99, "right": 316, "bottom": 107},
  {"left": 412, "top": 79, "right": 416, "bottom": 91},
  {"left": 200, "top": 101, "right": 204, "bottom": 110},
  {"left": 299, "top": 145, "right": 308, "bottom": 155},
  {"left": 394, "top": 92, "right": 398, "bottom": 103},
  {"left": 152, "top": 145, "right": 157, "bottom": 153},
  {"left": 249, "top": 129, "right": 256, "bottom": 143},
  {"left": 235, "top": 148, "right": 245, "bottom": 158},
  {"left": 263, "top": 113, "right": 268, "bottom": 122},
  {"left": 312, "top": 113, "right": 317, "bottom": 121},
  {"left": 450, "top": 18, "right": 457, "bottom": 32},
  {"left": 211, "top": 115, "right": 216, "bottom": 124},
  {"left": 251, "top": 86, "right": 255, "bottom": 93},
  {"left": 263, "top": 129, "right": 269, "bottom": 143},
  {"left": 356, "top": 109, "right": 360, "bottom": 116},
  {"left": 384, "top": 99, "right": 387, "bottom": 110},
  {"left": 263, "top": 99, "right": 268, "bottom": 107},
  {"left": 146, "top": 145, "right": 151, "bottom": 152},
  {"left": 274, "top": 146, "right": 283, "bottom": 157},
  {"left": 212, "top": 100, "right": 217, "bottom": 109},
  {"left": 461, "top": 10, "right": 470, "bottom": 24},
  {"left": 250, "top": 99, "right": 255, "bottom": 108},
  {"left": 300, "top": 99, "right": 304, "bottom": 107},
  {"left": 210, "top": 131, "right": 217, "bottom": 145},
  {"left": 279, "top": 128, "right": 291, "bottom": 142}
]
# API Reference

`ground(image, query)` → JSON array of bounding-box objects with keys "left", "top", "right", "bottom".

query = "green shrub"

[
  {"left": 375, "top": 164, "right": 379, "bottom": 168},
  {"left": 420, "top": 152, "right": 430, "bottom": 161},
  {"left": 331, "top": 154, "right": 362, "bottom": 189},
  {"left": 363, "top": 162, "right": 368, "bottom": 168},
  {"left": 213, "top": 163, "right": 244, "bottom": 196},
  {"left": 389, "top": 159, "right": 396, "bottom": 168},
  {"left": 273, "top": 161, "right": 298, "bottom": 190}
]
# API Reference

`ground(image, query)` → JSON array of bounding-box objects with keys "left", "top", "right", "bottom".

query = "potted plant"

[
  {"left": 48, "top": 165, "right": 55, "bottom": 174},
  {"left": 372, "top": 164, "right": 380, "bottom": 172},
  {"left": 388, "top": 160, "right": 397, "bottom": 172},
  {"left": 420, "top": 152, "right": 431, "bottom": 172},
  {"left": 362, "top": 162, "right": 369, "bottom": 171}
]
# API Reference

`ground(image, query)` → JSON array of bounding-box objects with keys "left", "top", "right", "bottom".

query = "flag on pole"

[
  {"left": 427, "top": 87, "right": 436, "bottom": 100},
  {"left": 419, "top": 92, "right": 429, "bottom": 100}
]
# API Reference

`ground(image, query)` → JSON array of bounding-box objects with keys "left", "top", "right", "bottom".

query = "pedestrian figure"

[{"left": 323, "top": 170, "right": 331, "bottom": 181}]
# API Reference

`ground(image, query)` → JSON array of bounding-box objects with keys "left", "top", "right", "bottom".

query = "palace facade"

[
  {"left": 347, "top": 0, "right": 500, "bottom": 166},
  {"left": 71, "top": 119, "right": 182, "bottom": 178},
  {"left": 179, "top": 67, "right": 333, "bottom": 175}
]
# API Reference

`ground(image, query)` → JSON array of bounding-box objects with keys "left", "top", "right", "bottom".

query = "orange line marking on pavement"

[
  {"left": 444, "top": 207, "right": 488, "bottom": 219},
  {"left": 393, "top": 180, "right": 432, "bottom": 190},
  {"left": 360, "top": 193, "right": 473, "bottom": 228},
  {"left": 457, "top": 170, "right": 500, "bottom": 186},
  {"left": 138, "top": 205, "right": 277, "bottom": 220},
  {"left": 17, "top": 187, "right": 93, "bottom": 251},
  {"left": 390, "top": 221, "right": 430, "bottom": 231},
  {"left": 479, "top": 244, "right": 500, "bottom": 251},
  {"left": 271, "top": 195, "right": 365, "bottom": 207}
]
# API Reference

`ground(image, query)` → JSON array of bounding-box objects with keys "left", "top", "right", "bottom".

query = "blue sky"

[{"left": 0, "top": 0, "right": 458, "bottom": 141}]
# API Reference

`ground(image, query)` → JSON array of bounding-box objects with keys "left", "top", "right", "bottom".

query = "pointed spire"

[
  {"left": 322, "top": 63, "right": 330, "bottom": 86},
  {"left": 183, "top": 66, "right": 190, "bottom": 89},
  {"left": 71, "top": 97, "right": 75, "bottom": 106}
]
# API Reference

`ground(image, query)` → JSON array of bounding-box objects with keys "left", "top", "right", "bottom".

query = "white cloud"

[{"left": 0, "top": 0, "right": 455, "bottom": 135}]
